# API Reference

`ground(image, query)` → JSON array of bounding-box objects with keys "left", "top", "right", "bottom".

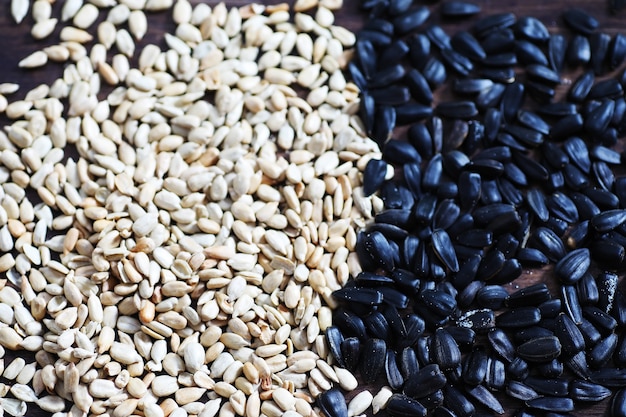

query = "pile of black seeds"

[{"left": 318, "top": 2, "right": 626, "bottom": 417}]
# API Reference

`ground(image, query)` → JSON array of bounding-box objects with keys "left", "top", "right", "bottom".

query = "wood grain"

[{"left": 0, "top": 1, "right": 624, "bottom": 416}]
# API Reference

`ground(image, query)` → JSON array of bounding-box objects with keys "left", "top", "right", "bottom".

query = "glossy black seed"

[
  {"left": 504, "top": 125, "right": 543, "bottom": 148},
  {"left": 591, "top": 209, "right": 626, "bottom": 232},
  {"left": 497, "top": 307, "right": 541, "bottom": 329},
  {"left": 370, "top": 86, "right": 411, "bottom": 105},
  {"left": 566, "top": 35, "right": 591, "bottom": 66},
  {"left": 423, "top": 57, "right": 448, "bottom": 87},
  {"left": 340, "top": 337, "right": 361, "bottom": 372},
  {"left": 554, "top": 248, "right": 591, "bottom": 284},
  {"left": 584, "top": 306, "right": 618, "bottom": 333},
  {"left": 589, "top": 332, "right": 618, "bottom": 368},
  {"left": 566, "top": 350, "right": 591, "bottom": 379},
  {"left": 513, "top": 151, "right": 549, "bottom": 181},
  {"left": 417, "top": 389, "right": 445, "bottom": 409},
  {"left": 525, "top": 80, "right": 556, "bottom": 103},
  {"left": 393, "top": 6, "right": 430, "bottom": 34},
  {"left": 569, "top": 70, "right": 595, "bottom": 102},
  {"left": 437, "top": 101, "right": 478, "bottom": 119},
  {"left": 451, "top": 31, "right": 486, "bottom": 61},
  {"left": 593, "top": 240, "right": 626, "bottom": 269},
  {"left": 387, "top": 394, "right": 428, "bottom": 417},
  {"left": 380, "top": 39, "right": 410, "bottom": 66},
  {"left": 360, "top": 338, "right": 386, "bottom": 384},
  {"left": 485, "top": 357, "right": 506, "bottom": 390},
  {"left": 431, "top": 328, "right": 462, "bottom": 371},
  {"left": 333, "top": 286, "right": 384, "bottom": 306},
  {"left": 507, "top": 381, "right": 540, "bottom": 400},
  {"left": 474, "top": 13, "right": 517, "bottom": 39},
  {"left": 526, "top": 397, "right": 574, "bottom": 413},
  {"left": 395, "top": 103, "right": 433, "bottom": 125},
  {"left": 505, "top": 283, "right": 551, "bottom": 307},
  {"left": 385, "top": 349, "right": 405, "bottom": 390},
  {"left": 388, "top": 0, "right": 412, "bottom": 15},
  {"left": 591, "top": 32, "right": 612, "bottom": 74},
  {"left": 571, "top": 193, "right": 601, "bottom": 220},
  {"left": 477, "top": 84, "right": 506, "bottom": 112},
  {"left": 610, "top": 33, "right": 626, "bottom": 69},
  {"left": 570, "top": 380, "right": 612, "bottom": 402},
  {"left": 590, "top": 79, "right": 624, "bottom": 99},
  {"left": 475, "top": 285, "right": 507, "bottom": 309},
  {"left": 441, "top": 1, "right": 481, "bottom": 17},
  {"left": 409, "top": 34, "right": 431, "bottom": 69},
  {"left": 444, "top": 384, "right": 475, "bottom": 417},
  {"left": 517, "top": 248, "right": 549, "bottom": 267},
  {"left": 539, "top": 299, "right": 562, "bottom": 319},
  {"left": 529, "top": 226, "right": 566, "bottom": 262},
  {"left": 483, "top": 52, "right": 517, "bottom": 67},
  {"left": 536, "top": 359, "right": 562, "bottom": 379},
  {"left": 317, "top": 388, "right": 348, "bottom": 417},
  {"left": 404, "top": 363, "right": 447, "bottom": 399},
  {"left": 562, "top": 284, "right": 584, "bottom": 324},
  {"left": 427, "top": 25, "right": 451, "bottom": 50},
  {"left": 466, "top": 384, "right": 505, "bottom": 414},
  {"left": 462, "top": 348, "right": 488, "bottom": 385},
  {"left": 612, "top": 388, "right": 626, "bottom": 417},
  {"left": 477, "top": 249, "right": 506, "bottom": 281},
  {"left": 524, "top": 376, "right": 570, "bottom": 396},
  {"left": 369, "top": 64, "right": 406, "bottom": 89},
  {"left": 405, "top": 69, "right": 434, "bottom": 104},
  {"left": 590, "top": 368, "right": 626, "bottom": 387},
  {"left": 516, "top": 41, "right": 548, "bottom": 66},
  {"left": 549, "top": 34, "right": 567, "bottom": 73},
  {"left": 518, "top": 110, "right": 550, "bottom": 135},
  {"left": 487, "top": 328, "right": 515, "bottom": 362},
  {"left": 457, "top": 308, "right": 496, "bottom": 332},
  {"left": 363, "top": 159, "right": 387, "bottom": 197},
  {"left": 355, "top": 40, "right": 377, "bottom": 80},
  {"left": 404, "top": 163, "right": 422, "bottom": 197},
  {"left": 518, "top": 336, "right": 562, "bottom": 362},
  {"left": 527, "top": 189, "right": 549, "bottom": 222},
  {"left": 325, "top": 326, "right": 346, "bottom": 368},
  {"left": 453, "top": 78, "right": 493, "bottom": 95},
  {"left": 515, "top": 16, "right": 550, "bottom": 42},
  {"left": 554, "top": 313, "right": 586, "bottom": 357},
  {"left": 563, "top": 8, "right": 599, "bottom": 35},
  {"left": 577, "top": 272, "right": 600, "bottom": 305},
  {"left": 586, "top": 100, "right": 616, "bottom": 136}
]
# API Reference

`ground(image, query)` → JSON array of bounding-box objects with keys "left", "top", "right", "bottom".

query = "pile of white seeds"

[{"left": 0, "top": 0, "right": 386, "bottom": 416}]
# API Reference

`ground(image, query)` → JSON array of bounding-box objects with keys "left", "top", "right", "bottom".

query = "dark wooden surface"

[{"left": 1, "top": 0, "right": 625, "bottom": 416}]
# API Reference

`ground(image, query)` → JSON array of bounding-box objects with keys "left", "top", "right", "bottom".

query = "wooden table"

[{"left": 0, "top": 0, "right": 624, "bottom": 416}]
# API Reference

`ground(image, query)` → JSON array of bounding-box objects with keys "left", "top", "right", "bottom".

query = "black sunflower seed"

[
  {"left": 317, "top": 388, "right": 348, "bottom": 417},
  {"left": 589, "top": 332, "right": 618, "bottom": 368},
  {"left": 441, "top": 1, "right": 481, "bottom": 18},
  {"left": 473, "top": 13, "right": 517, "bottom": 39},
  {"left": 566, "top": 35, "right": 591, "bottom": 67},
  {"left": 516, "top": 41, "right": 548, "bottom": 66},
  {"left": 518, "top": 336, "right": 562, "bottom": 362},
  {"left": 526, "top": 396, "right": 574, "bottom": 413},
  {"left": 393, "top": 6, "right": 430, "bottom": 35},
  {"left": 610, "top": 33, "right": 626, "bottom": 69},
  {"left": 613, "top": 388, "right": 626, "bottom": 417},
  {"left": 570, "top": 380, "right": 612, "bottom": 402},
  {"left": 487, "top": 328, "right": 515, "bottom": 362},
  {"left": 507, "top": 381, "right": 540, "bottom": 400},
  {"left": 462, "top": 348, "right": 488, "bottom": 385},
  {"left": 563, "top": 8, "right": 599, "bottom": 35},
  {"left": 554, "top": 313, "right": 586, "bottom": 356},
  {"left": 524, "top": 376, "right": 570, "bottom": 396},
  {"left": 360, "top": 338, "right": 387, "bottom": 384},
  {"left": 444, "top": 384, "right": 475, "bottom": 417},
  {"left": 515, "top": 16, "right": 550, "bottom": 42},
  {"left": 496, "top": 307, "right": 541, "bottom": 328},
  {"left": 387, "top": 394, "right": 428, "bottom": 417},
  {"left": 341, "top": 337, "right": 361, "bottom": 372},
  {"left": 451, "top": 31, "right": 486, "bottom": 61},
  {"left": 404, "top": 363, "right": 447, "bottom": 399},
  {"left": 569, "top": 70, "right": 595, "bottom": 102},
  {"left": 554, "top": 248, "right": 591, "bottom": 284},
  {"left": 591, "top": 32, "right": 612, "bottom": 74},
  {"left": 548, "top": 34, "right": 567, "bottom": 73},
  {"left": 466, "top": 384, "right": 504, "bottom": 414}
]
